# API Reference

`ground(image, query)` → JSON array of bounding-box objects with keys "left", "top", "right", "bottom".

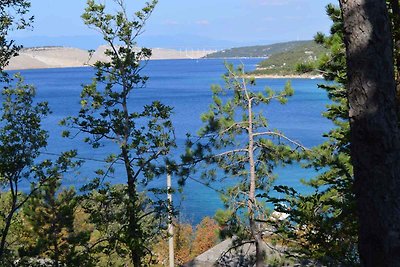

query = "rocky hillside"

[
  {"left": 5, "top": 46, "right": 215, "bottom": 70},
  {"left": 204, "top": 40, "right": 318, "bottom": 59}
]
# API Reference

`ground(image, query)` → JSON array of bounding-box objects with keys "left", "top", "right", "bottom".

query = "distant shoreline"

[
  {"left": 4, "top": 46, "right": 216, "bottom": 71},
  {"left": 7, "top": 65, "right": 325, "bottom": 80},
  {"left": 5, "top": 58, "right": 211, "bottom": 72},
  {"left": 6, "top": 65, "right": 90, "bottom": 72},
  {"left": 244, "top": 73, "right": 323, "bottom": 79},
  {"left": 204, "top": 56, "right": 267, "bottom": 60},
  {"left": 253, "top": 74, "right": 323, "bottom": 79}
]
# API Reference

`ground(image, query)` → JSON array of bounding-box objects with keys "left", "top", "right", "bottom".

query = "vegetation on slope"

[
  {"left": 205, "top": 40, "right": 328, "bottom": 77},
  {"left": 251, "top": 41, "right": 328, "bottom": 76},
  {"left": 204, "top": 40, "right": 317, "bottom": 59}
]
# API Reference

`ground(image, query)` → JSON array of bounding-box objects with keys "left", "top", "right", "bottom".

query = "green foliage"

[
  {"left": 0, "top": 192, "right": 36, "bottom": 266},
  {"left": 80, "top": 184, "right": 162, "bottom": 266},
  {"left": 214, "top": 209, "right": 233, "bottom": 226},
  {"left": 205, "top": 40, "right": 320, "bottom": 59},
  {"left": 187, "top": 63, "right": 296, "bottom": 183},
  {"left": 62, "top": 1, "right": 175, "bottom": 266},
  {"left": 19, "top": 177, "right": 95, "bottom": 266},
  {"left": 19, "top": 152, "right": 93, "bottom": 267},
  {"left": 295, "top": 62, "right": 316, "bottom": 74},
  {"left": 0, "top": 75, "right": 51, "bottom": 264},
  {"left": 268, "top": 4, "right": 359, "bottom": 266},
  {"left": 0, "top": 0, "right": 33, "bottom": 77},
  {"left": 0, "top": 75, "right": 49, "bottom": 175},
  {"left": 181, "top": 62, "right": 301, "bottom": 264},
  {"left": 251, "top": 41, "right": 328, "bottom": 76}
]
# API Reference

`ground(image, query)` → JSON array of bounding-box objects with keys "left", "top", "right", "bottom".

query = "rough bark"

[
  {"left": 122, "top": 94, "right": 143, "bottom": 267},
  {"left": 389, "top": 0, "right": 400, "bottom": 94},
  {"left": 339, "top": 0, "right": 400, "bottom": 266},
  {"left": 247, "top": 90, "right": 265, "bottom": 267}
]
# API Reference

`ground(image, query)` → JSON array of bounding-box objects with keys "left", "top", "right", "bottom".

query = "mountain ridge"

[{"left": 204, "top": 40, "right": 316, "bottom": 58}]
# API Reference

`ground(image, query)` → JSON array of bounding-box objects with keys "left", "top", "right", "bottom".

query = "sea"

[{"left": 10, "top": 58, "right": 333, "bottom": 224}]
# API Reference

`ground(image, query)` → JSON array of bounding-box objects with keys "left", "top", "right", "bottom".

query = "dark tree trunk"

[
  {"left": 121, "top": 95, "right": 143, "bottom": 267},
  {"left": 389, "top": 0, "right": 400, "bottom": 94},
  {"left": 0, "top": 188, "right": 17, "bottom": 260},
  {"left": 0, "top": 211, "right": 13, "bottom": 259},
  {"left": 123, "top": 145, "right": 143, "bottom": 267},
  {"left": 339, "top": 0, "right": 400, "bottom": 266}
]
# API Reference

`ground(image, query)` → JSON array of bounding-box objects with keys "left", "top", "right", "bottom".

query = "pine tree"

[
  {"left": 181, "top": 63, "right": 302, "bottom": 266},
  {"left": 270, "top": 2, "right": 400, "bottom": 265},
  {"left": 62, "top": 1, "right": 175, "bottom": 265},
  {"left": 339, "top": 0, "right": 400, "bottom": 265},
  {"left": 20, "top": 151, "right": 93, "bottom": 267},
  {"left": 268, "top": 4, "right": 359, "bottom": 266}
]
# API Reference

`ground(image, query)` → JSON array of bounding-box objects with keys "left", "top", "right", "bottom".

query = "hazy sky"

[{"left": 13, "top": 0, "right": 335, "bottom": 49}]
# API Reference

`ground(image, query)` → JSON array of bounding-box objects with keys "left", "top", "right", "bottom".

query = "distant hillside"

[
  {"left": 204, "top": 40, "right": 316, "bottom": 59},
  {"left": 5, "top": 46, "right": 214, "bottom": 71},
  {"left": 250, "top": 41, "right": 328, "bottom": 76}
]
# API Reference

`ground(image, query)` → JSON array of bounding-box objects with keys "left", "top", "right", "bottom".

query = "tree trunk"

[
  {"left": 121, "top": 95, "right": 143, "bottom": 267},
  {"left": 123, "top": 146, "right": 142, "bottom": 267},
  {"left": 0, "top": 187, "right": 17, "bottom": 260},
  {"left": 0, "top": 212, "right": 13, "bottom": 259},
  {"left": 389, "top": 0, "right": 400, "bottom": 94},
  {"left": 247, "top": 98, "right": 265, "bottom": 267},
  {"left": 339, "top": 0, "right": 400, "bottom": 265}
]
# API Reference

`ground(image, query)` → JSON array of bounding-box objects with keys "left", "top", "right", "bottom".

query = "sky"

[{"left": 12, "top": 0, "right": 335, "bottom": 50}]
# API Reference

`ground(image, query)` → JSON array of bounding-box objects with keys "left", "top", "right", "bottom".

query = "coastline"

[
  {"left": 6, "top": 65, "right": 325, "bottom": 79},
  {"left": 5, "top": 48, "right": 324, "bottom": 80},
  {"left": 247, "top": 73, "right": 323, "bottom": 79},
  {"left": 4, "top": 46, "right": 215, "bottom": 71},
  {"left": 5, "top": 58, "right": 208, "bottom": 72}
]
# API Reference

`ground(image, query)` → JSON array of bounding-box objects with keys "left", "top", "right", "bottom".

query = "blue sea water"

[{"left": 12, "top": 59, "right": 332, "bottom": 224}]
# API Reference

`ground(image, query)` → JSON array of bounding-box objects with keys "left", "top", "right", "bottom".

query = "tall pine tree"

[
  {"left": 270, "top": 2, "right": 400, "bottom": 265},
  {"left": 62, "top": 1, "right": 175, "bottom": 265},
  {"left": 268, "top": 4, "right": 358, "bottom": 266},
  {"left": 339, "top": 0, "right": 400, "bottom": 265},
  {"left": 181, "top": 63, "right": 302, "bottom": 266},
  {"left": 21, "top": 152, "right": 92, "bottom": 267}
]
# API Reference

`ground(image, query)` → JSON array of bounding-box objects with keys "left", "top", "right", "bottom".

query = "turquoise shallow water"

[{"left": 10, "top": 59, "right": 332, "bottom": 224}]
